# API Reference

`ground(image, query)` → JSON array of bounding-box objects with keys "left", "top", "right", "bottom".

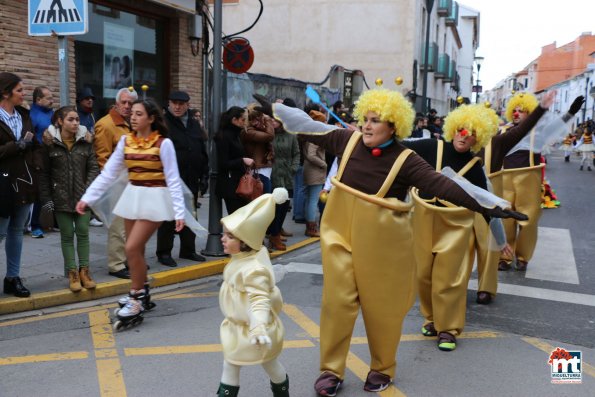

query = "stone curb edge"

[{"left": 0, "top": 238, "right": 319, "bottom": 316}]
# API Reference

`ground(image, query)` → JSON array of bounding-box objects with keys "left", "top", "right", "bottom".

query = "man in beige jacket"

[{"left": 93, "top": 87, "right": 137, "bottom": 278}]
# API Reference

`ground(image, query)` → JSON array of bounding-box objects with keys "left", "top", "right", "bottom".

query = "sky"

[{"left": 458, "top": 0, "right": 594, "bottom": 90}]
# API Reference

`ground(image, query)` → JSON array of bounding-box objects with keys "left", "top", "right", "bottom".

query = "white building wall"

[
  {"left": 457, "top": 5, "right": 479, "bottom": 102},
  {"left": 216, "top": 0, "right": 478, "bottom": 115}
]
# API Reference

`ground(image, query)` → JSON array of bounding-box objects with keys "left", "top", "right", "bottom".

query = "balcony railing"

[
  {"left": 446, "top": 1, "right": 459, "bottom": 26},
  {"left": 420, "top": 42, "right": 439, "bottom": 72},
  {"left": 437, "top": 0, "right": 453, "bottom": 17},
  {"left": 443, "top": 60, "right": 456, "bottom": 83},
  {"left": 435, "top": 53, "right": 451, "bottom": 78}
]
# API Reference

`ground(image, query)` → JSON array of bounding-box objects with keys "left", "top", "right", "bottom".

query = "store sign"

[
  {"left": 148, "top": 0, "right": 195, "bottom": 14},
  {"left": 28, "top": 0, "right": 88, "bottom": 36}
]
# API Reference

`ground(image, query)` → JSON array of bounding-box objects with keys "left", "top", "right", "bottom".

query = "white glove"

[{"left": 249, "top": 324, "right": 271, "bottom": 345}]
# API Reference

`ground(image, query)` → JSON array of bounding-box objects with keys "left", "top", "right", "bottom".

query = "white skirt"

[
  {"left": 559, "top": 144, "right": 573, "bottom": 151},
  {"left": 577, "top": 143, "right": 595, "bottom": 152},
  {"left": 113, "top": 184, "right": 175, "bottom": 222}
]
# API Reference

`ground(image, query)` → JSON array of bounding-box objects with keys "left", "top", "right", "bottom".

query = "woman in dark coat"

[
  {"left": 215, "top": 106, "right": 254, "bottom": 214},
  {"left": 0, "top": 72, "right": 44, "bottom": 298}
]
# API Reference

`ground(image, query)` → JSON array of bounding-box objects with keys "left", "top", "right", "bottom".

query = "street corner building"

[{"left": 0, "top": 0, "right": 205, "bottom": 114}]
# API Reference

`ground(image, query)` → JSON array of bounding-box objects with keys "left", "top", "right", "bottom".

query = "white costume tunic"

[
  {"left": 219, "top": 247, "right": 284, "bottom": 365},
  {"left": 81, "top": 134, "right": 185, "bottom": 221}
]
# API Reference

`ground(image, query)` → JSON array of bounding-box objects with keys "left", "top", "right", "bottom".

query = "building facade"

[
  {"left": 0, "top": 0, "right": 205, "bottom": 116},
  {"left": 216, "top": 0, "right": 480, "bottom": 115}
]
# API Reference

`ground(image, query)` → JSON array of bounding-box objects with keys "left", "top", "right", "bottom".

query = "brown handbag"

[{"left": 235, "top": 168, "right": 264, "bottom": 201}]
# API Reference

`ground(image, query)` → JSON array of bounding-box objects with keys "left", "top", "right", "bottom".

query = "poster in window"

[{"left": 103, "top": 22, "right": 134, "bottom": 98}]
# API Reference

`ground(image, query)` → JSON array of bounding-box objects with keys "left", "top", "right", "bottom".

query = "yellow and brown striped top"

[
  {"left": 583, "top": 132, "right": 593, "bottom": 145},
  {"left": 124, "top": 132, "right": 167, "bottom": 187}
]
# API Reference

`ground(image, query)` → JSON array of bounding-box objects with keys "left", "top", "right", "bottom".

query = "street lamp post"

[
  {"left": 421, "top": 0, "right": 434, "bottom": 114},
  {"left": 474, "top": 56, "right": 484, "bottom": 103}
]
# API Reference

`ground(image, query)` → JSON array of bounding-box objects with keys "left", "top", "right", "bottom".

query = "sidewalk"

[{"left": 0, "top": 196, "right": 318, "bottom": 315}]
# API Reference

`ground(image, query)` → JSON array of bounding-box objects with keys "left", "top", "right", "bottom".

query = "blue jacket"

[
  {"left": 77, "top": 108, "right": 96, "bottom": 133},
  {"left": 29, "top": 103, "right": 54, "bottom": 143}
]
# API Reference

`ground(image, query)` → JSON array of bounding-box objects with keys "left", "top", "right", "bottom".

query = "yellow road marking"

[
  {"left": 125, "top": 339, "right": 315, "bottom": 356},
  {"left": 346, "top": 352, "right": 406, "bottom": 397},
  {"left": 0, "top": 351, "right": 88, "bottom": 365},
  {"left": 522, "top": 337, "right": 595, "bottom": 379},
  {"left": 0, "top": 283, "right": 217, "bottom": 328},
  {"left": 351, "top": 331, "right": 503, "bottom": 345},
  {"left": 284, "top": 304, "right": 407, "bottom": 396},
  {"left": 89, "top": 310, "right": 127, "bottom": 397},
  {"left": 161, "top": 292, "right": 218, "bottom": 300},
  {"left": 283, "top": 304, "right": 320, "bottom": 338}
]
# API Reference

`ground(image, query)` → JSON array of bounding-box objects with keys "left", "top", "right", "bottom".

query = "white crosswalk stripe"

[
  {"left": 33, "top": 0, "right": 81, "bottom": 24},
  {"left": 526, "top": 226, "right": 579, "bottom": 284}
]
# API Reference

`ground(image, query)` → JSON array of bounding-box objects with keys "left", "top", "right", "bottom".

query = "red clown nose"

[
  {"left": 513, "top": 111, "right": 520, "bottom": 118},
  {"left": 371, "top": 148, "right": 382, "bottom": 157},
  {"left": 459, "top": 129, "right": 469, "bottom": 137}
]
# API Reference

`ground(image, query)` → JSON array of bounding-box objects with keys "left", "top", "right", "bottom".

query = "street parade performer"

[
  {"left": 498, "top": 93, "right": 585, "bottom": 272},
  {"left": 259, "top": 89, "right": 528, "bottom": 396},
  {"left": 217, "top": 188, "right": 290, "bottom": 397},
  {"left": 76, "top": 99, "right": 203, "bottom": 330}
]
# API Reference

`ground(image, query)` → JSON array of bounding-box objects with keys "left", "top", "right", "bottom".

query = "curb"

[{"left": 0, "top": 238, "right": 319, "bottom": 316}]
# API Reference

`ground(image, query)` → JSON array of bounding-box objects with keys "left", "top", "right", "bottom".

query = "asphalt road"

[{"left": 1, "top": 151, "right": 594, "bottom": 397}]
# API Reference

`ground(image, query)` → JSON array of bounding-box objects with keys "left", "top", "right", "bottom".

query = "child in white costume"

[{"left": 217, "top": 188, "right": 290, "bottom": 397}]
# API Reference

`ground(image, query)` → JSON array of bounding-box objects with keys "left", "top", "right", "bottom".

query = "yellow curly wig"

[
  {"left": 353, "top": 88, "right": 415, "bottom": 139},
  {"left": 505, "top": 93, "right": 538, "bottom": 122},
  {"left": 443, "top": 104, "right": 500, "bottom": 153}
]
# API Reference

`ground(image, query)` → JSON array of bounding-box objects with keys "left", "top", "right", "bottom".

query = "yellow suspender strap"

[
  {"left": 457, "top": 156, "right": 482, "bottom": 177},
  {"left": 529, "top": 128, "right": 536, "bottom": 167},
  {"left": 436, "top": 139, "right": 444, "bottom": 171},
  {"left": 485, "top": 141, "right": 493, "bottom": 175},
  {"left": 336, "top": 131, "right": 362, "bottom": 180},
  {"left": 376, "top": 149, "right": 413, "bottom": 197}
]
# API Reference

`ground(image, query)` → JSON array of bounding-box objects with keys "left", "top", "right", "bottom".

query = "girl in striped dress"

[
  {"left": 575, "top": 127, "right": 594, "bottom": 171},
  {"left": 76, "top": 99, "right": 185, "bottom": 328}
]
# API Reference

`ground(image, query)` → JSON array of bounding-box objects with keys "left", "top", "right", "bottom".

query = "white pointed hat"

[{"left": 221, "top": 188, "right": 289, "bottom": 250}]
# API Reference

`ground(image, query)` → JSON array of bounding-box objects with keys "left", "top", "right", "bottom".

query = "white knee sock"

[
  {"left": 221, "top": 360, "right": 241, "bottom": 386},
  {"left": 262, "top": 358, "right": 287, "bottom": 384}
]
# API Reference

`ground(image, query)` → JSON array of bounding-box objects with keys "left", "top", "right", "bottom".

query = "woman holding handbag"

[
  {"left": 0, "top": 72, "right": 43, "bottom": 298},
  {"left": 215, "top": 106, "right": 254, "bottom": 214}
]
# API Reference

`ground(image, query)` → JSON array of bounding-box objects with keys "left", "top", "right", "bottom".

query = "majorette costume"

[
  {"left": 559, "top": 133, "right": 575, "bottom": 162},
  {"left": 217, "top": 188, "right": 290, "bottom": 397},
  {"left": 272, "top": 89, "right": 515, "bottom": 394},
  {"left": 499, "top": 93, "right": 575, "bottom": 270},
  {"left": 81, "top": 132, "right": 185, "bottom": 222},
  {"left": 403, "top": 104, "right": 504, "bottom": 348},
  {"left": 574, "top": 130, "right": 594, "bottom": 171}
]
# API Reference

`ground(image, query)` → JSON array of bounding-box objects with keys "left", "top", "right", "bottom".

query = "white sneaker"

[{"left": 89, "top": 218, "right": 103, "bottom": 227}]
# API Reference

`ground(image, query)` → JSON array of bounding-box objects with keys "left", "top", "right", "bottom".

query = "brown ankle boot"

[
  {"left": 79, "top": 267, "right": 96, "bottom": 289},
  {"left": 68, "top": 270, "right": 82, "bottom": 292},
  {"left": 268, "top": 234, "right": 287, "bottom": 251},
  {"left": 305, "top": 222, "right": 320, "bottom": 237}
]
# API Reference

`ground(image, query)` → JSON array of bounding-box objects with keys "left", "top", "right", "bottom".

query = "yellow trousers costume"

[
  {"left": 413, "top": 143, "right": 478, "bottom": 336},
  {"left": 320, "top": 133, "right": 415, "bottom": 380},
  {"left": 471, "top": 142, "right": 503, "bottom": 295},
  {"left": 500, "top": 150, "right": 543, "bottom": 264}
]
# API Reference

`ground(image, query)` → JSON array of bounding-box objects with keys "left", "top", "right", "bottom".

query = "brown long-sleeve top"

[
  {"left": 300, "top": 129, "right": 488, "bottom": 215},
  {"left": 479, "top": 106, "right": 547, "bottom": 170}
]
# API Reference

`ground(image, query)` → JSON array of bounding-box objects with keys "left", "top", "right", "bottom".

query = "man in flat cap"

[{"left": 156, "top": 90, "right": 209, "bottom": 267}]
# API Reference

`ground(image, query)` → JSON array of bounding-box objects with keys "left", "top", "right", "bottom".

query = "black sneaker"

[
  {"left": 108, "top": 268, "right": 130, "bottom": 279},
  {"left": 179, "top": 252, "right": 206, "bottom": 262},
  {"left": 363, "top": 370, "right": 392, "bottom": 392},
  {"left": 157, "top": 255, "right": 178, "bottom": 267},
  {"left": 4, "top": 277, "right": 31, "bottom": 298}
]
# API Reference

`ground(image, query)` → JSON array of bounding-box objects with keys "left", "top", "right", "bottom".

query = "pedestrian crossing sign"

[{"left": 28, "top": 0, "right": 88, "bottom": 36}]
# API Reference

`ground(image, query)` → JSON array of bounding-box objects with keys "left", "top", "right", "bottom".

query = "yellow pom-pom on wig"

[
  {"left": 505, "top": 92, "right": 538, "bottom": 122},
  {"left": 443, "top": 104, "right": 499, "bottom": 153},
  {"left": 353, "top": 88, "right": 415, "bottom": 139}
]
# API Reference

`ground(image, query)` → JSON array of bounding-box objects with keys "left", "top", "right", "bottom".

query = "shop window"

[{"left": 75, "top": 3, "right": 166, "bottom": 116}]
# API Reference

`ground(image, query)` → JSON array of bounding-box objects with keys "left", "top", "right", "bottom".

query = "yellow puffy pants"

[
  {"left": 470, "top": 213, "right": 499, "bottom": 295},
  {"left": 413, "top": 196, "right": 474, "bottom": 336},
  {"left": 501, "top": 167, "right": 542, "bottom": 263},
  {"left": 319, "top": 186, "right": 416, "bottom": 379}
]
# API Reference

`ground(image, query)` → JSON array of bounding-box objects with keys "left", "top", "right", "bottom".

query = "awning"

[{"left": 148, "top": 0, "right": 196, "bottom": 14}]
